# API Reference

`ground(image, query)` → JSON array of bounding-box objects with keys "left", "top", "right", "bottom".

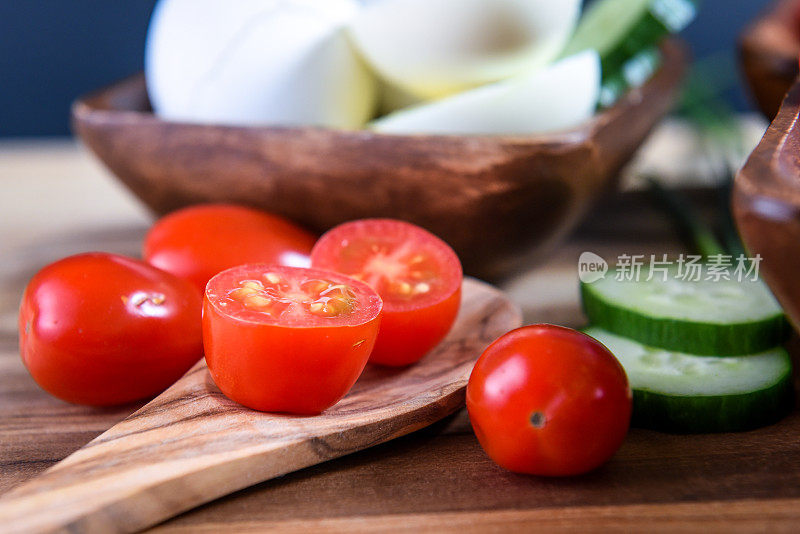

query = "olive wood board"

[{"left": 0, "top": 278, "right": 522, "bottom": 534}]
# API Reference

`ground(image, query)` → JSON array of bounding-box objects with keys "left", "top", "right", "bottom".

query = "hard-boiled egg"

[
  {"left": 376, "top": 79, "right": 422, "bottom": 116},
  {"left": 370, "top": 51, "right": 601, "bottom": 136},
  {"left": 349, "top": 0, "right": 582, "bottom": 100},
  {"left": 145, "top": 0, "right": 377, "bottom": 129}
]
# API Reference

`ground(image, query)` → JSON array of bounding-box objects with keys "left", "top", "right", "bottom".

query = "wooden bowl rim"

[
  {"left": 737, "top": 76, "right": 800, "bottom": 206},
  {"left": 72, "top": 40, "right": 687, "bottom": 148}
]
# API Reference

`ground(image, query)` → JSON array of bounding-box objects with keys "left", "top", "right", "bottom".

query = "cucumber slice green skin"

[
  {"left": 598, "top": 47, "right": 662, "bottom": 108},
  {"left": 633, "top": 376, "right": 794, "bottom": 434},
  {"left": 583, "top": 327, "right": 795, "bottom": 434},
  {"left": 562, "top": 0, "right": 698, "bottom": 78},
  {"left": 595, "top": 13, "right": 673, "bottom": 76},
  {"left": 581, "top": 283, "right": 791, "bottom": 357}
]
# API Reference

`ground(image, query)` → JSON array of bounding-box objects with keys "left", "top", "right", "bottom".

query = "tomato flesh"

[
  {"left": 144, "top": 204, "right": 316, "bottom": 292},
  {"left": 203, "top": 265, "right": 382, "bottom": 414},
  {"left": 18, "top": 253, "right": 203, "bottom": 406},
  {"left": 311, "top": 219, "right": 462, "bottom": 366},
  {"left": 466, "top": 325, "right": 632, "bottom": 476}
]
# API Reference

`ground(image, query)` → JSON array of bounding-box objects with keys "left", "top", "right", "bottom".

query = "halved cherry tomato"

[
  {"left": 144, "top": 204, "right": 316, "bottom": 292},
  {"left": 466, "top": 325, "right": 632, "bottom": 476},
  {"left": 18, "top": 253, "right": 203, "bottom": 406},
  {"left": 203, "top": 264, "right": 382, "bottom": 414},
  {"left": 311, "top": 219, "right": 462, "bottom": 366}
]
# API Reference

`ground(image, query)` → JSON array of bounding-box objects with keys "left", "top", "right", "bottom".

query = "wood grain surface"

[
  {"left": 2, "top": 143, "right": 800, "bottom": 533},
  {"left": 71, "top": 42, "right": 686, "bottom": 280}
]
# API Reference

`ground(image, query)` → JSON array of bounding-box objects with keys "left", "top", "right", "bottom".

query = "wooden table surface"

[{"left": 1, "top": 140, "right": 799, "bottom": 532}]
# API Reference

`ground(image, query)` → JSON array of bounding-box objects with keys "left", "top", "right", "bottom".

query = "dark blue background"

[{"left": 0, "top": 0, "right": 774, "bottom": 137}]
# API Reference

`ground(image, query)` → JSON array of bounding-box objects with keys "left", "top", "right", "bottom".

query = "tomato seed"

[
  {"left": 244, "top": 295, "right": 271, "bottom": 309},
  {"left": 229, "top": 287, "right": 258, "bottom": 300},
  {"left": 241, "top": 280, "right": 264, "bottom": 290}
]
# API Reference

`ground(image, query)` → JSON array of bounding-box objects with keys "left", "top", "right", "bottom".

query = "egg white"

[
  {"left": 146, "top": 0, "right": 377, "bottom": 129},
  {"left": 371, "top": 51, "right": 601, "bottom": 136},
  {"left": 349, "top": 0, "right": 582, "bottom": 100}
]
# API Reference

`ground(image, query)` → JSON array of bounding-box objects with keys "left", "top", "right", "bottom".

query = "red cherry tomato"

[
  {"left": 18, "top": 253, "right": 203, "bottom": 406},
  {"left": 466, "top": 325, "right": 632, "bottom": 476},
  {"left": 311, "top": 219, "right": 462, "bottom": 366},
  {"left": 144, "top": 204, "right": 317, "bottom": 292},
  {"left": 203, "top": 264, "right": 382, "bottom": 414}
]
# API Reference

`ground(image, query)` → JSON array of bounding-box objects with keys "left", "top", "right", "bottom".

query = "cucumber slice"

[
  {"left": 561, "top": 0, "right": 697, "bottom": 75},
  {"left": 585, "top": 327, "right": 794, "bottom": 433},
  {"left": 598, "top": 47, "right": 662, "bottom": 108},
  {"left": 581, "top": 270, "right": 790, "bottom": 356}
]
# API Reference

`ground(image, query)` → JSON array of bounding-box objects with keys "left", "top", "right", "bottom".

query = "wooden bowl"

[
  {"left": 72, "top": 41, "right": 687, "bottom": 280},
  {"left": 740, "top": 0, "right": 800, "bottom": 119},
  {"left": 734, "top": 77, "right": 800, "bottom": 331}
]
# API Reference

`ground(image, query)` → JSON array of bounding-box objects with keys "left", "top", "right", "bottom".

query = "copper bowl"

[
  {"left": 72, "top": 41, "right": 687, "bottom": 280},
  {"left": 740, "top": 0, "right": 800, "bottom": 119}
]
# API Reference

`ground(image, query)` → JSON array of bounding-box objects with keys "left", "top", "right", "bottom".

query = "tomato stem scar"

[{"left": 530, "top": 412, "right": 547, "bottom": 428}]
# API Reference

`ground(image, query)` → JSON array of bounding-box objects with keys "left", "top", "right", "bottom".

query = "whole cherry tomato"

[
  {"left": 18, "top": 253, "right": 203, "bottom": 406},
  {"left": 144, "top": 204, "right": 317, "bottom": 292},
  {"left": 203, "top": 264, "right": 382, "bottom": 414},
  {"left": 466, "top": 324, "right": 632, "bottom": 476},
  {"left": 311, "top": 219, "right": 462, "bottom": 366}
]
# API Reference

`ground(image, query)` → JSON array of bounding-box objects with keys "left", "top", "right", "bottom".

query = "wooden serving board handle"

[{"left": 0, "top": 278, "right": 521, "bottom": 534}]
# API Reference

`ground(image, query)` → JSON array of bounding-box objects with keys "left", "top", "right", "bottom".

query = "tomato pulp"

[
  {"left": 311, "top": 219, "right": 463, "bottom": 366},
  {"left": 203, "top": 265, "right": 382, "bottom": 414},
  {"left": 18, "top": 253, "right": 203, "bottom": 406},
  {"left": 466, "top": 325, "right": 632, "bottom": 476},
  {"left": 144, "top": 204, "right": 317, "bottom": 292}
]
